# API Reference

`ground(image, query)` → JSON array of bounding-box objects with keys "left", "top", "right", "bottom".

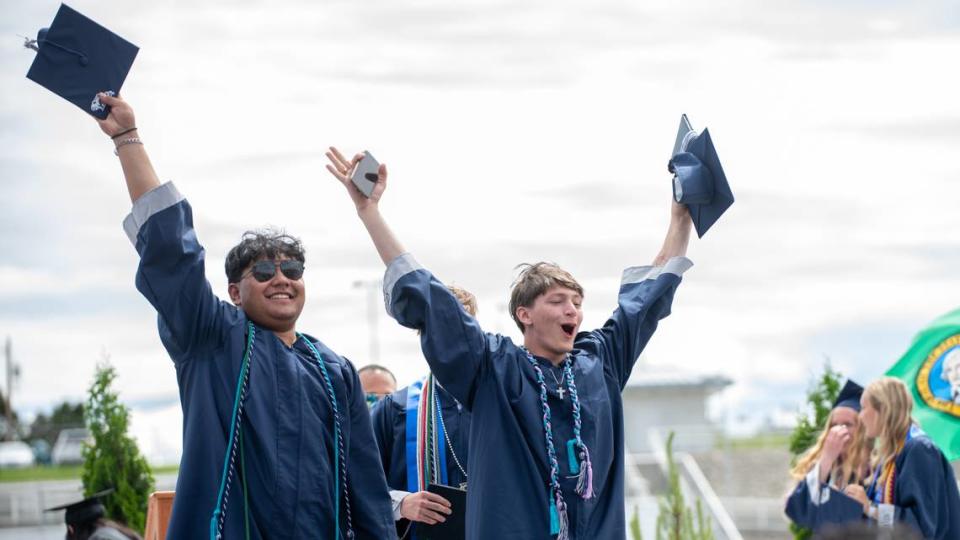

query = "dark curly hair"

[{"left": 224, "top": 228, "right": 306, "bottom": 283}]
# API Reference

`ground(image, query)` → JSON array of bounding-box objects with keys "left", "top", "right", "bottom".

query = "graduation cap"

[
  {"left": 667, "top": 114, "right": 734, "bottom": 238},
  {"left": 24, "top": 3, "right": 138, "bottom": 119},
  {"left": 833, "top": 379, "right": 864, "bottom": 412},
  {"left": 44, "top": 488, "right": 114, "bottom": 526}
]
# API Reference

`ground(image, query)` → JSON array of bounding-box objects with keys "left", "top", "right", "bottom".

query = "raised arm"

[
  {"left": 326, "top": 148, "right": 492, "bottom": 406},
  {"left": 96, "top": 94, "right": 226, "bottom": 361},
  {"left": 325, "top": 147, "right": 405, "bottom": 265},
  {"left": 652, "top": 200, "right": 693, "bottom": 266},
  {"left": 95, "top": 93, "right": 160, "bottom": 203}
]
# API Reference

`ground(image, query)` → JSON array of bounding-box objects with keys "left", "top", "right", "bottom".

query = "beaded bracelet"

[{"left": 113, "top": 137, "right": 143, "bottom": 156}]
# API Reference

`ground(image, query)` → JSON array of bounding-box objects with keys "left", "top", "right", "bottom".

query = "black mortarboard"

[
  {"left": 667, "top": 114, "right": 734, "bottom": 238},
  {"left": 44, "top": 488, "right": 114, "bottom": 526},
  {"left": 833, "top": 379, "right": 864, "bottom": 412},
  {"left": 24, "top": 4, "right": 138, "bottom": 119}
]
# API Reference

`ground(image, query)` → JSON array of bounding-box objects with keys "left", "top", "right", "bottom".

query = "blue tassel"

[{"left": 566, "top": 439, "right": 580, "bottom": 474}]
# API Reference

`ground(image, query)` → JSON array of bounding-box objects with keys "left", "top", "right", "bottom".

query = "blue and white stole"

[{"left": 405, "top": 374, "right": 449, "bottom": 494}]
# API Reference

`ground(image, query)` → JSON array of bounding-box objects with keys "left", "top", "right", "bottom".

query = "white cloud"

[{"left": 2, "top": 0, "right": 959, "bottom": 434}]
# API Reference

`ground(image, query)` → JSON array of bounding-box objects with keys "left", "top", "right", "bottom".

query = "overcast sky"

[{"left": 2, "top": 0, "right": 959, "bottom": 438}]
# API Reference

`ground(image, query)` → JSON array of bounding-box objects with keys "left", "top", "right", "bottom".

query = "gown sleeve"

[
  {"left": 575, "top": 257, "right": 692, "bottom": 388},
  {"left": 784, "top": 461, "right": 864, "bottom": 530},
  {"left": 370, "top": 393, "right": 398, "bottom": 479},
  {"left": 383, "top": 253, "right": 497, "bottom": 408},
  {"left": 125, "top": 182, "right": 230, "bottom": 362}
]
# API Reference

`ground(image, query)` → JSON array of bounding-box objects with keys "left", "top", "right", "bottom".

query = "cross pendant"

[{"left": 557, "top": 387, "right": 565, "bottom": 400}]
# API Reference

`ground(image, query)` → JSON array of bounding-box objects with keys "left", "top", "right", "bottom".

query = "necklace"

[
  {"left": 434, "top": 386, "right": 468, "bottom": 490},
  {"left": 548, "top": 366, "right": 566, "bottom": 400}
]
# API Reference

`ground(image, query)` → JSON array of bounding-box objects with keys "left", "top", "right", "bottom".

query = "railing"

[{"left": 647, "top": 428, "right": 744, "bottom": 540}]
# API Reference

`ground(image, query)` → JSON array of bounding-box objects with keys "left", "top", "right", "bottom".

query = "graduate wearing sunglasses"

[{"left": 95, "top": 94, "right": 395, "bottom": 540}]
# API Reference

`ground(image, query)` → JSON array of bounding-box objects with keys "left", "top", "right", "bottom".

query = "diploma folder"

[{"left": 418, "top": 483, "right": 466, "bottom": 540}]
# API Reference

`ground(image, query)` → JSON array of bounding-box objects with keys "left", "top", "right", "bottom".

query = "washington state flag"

[{"left": 886, "top": 307, "right": 960, "bottom": 461}]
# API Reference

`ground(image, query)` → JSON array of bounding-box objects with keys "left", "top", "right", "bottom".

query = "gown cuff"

[
  {"left": 122, "top": 182, "right": 184, "bottom": 245},
  {"left": 390, "top": 489, "right": 411, "bottom": 521},
  {"left": 621, "top": 256, "right": 693, "bottom": 285},
  {"left": 383, "top": 252, "right": 423, "bottom": 317}
]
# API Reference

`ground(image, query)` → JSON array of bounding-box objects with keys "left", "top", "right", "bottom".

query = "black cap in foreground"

[{"left": 668, "top": 114, "right": 734, "bottom": 238}]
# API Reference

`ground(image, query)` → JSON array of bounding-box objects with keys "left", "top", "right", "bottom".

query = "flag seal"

[{"left": 916, "top": 334, "right": 960, "bottom": 418}]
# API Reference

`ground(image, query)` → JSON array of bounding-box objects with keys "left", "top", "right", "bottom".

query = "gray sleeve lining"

[
  {"left": 121, "top": 182, "right": 184, "bottom": 246},
  {"left": 382, "top": 253, "right": 423, "bottom": 317},
  {"left": 621, "top": 256, "right": 694, "bottom": 285}
]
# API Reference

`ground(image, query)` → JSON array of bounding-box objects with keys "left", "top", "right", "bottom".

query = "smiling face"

[
  {"left": 516, "top": 285, "right": 584, "bottom": 364},
  {"left": 228, "top": 255, "right": 306, "bottom": 333}
]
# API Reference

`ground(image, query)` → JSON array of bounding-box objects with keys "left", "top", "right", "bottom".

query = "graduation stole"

[{"left": 406, "top": 374, "right": 449, "bottom": 494}]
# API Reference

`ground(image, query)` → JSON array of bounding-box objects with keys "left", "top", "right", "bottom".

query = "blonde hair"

[
  {"left": 509, "top": 263, "right": 584, "bottom": 333},
  {"left": 863, "top": 377, "right": 914, "bottom": 471},
  {"left": 448, "top": 285, "right": 478, "bottom": 317},
  {"left": 791, "top": 407, "right": 871, "bottom": 489}
]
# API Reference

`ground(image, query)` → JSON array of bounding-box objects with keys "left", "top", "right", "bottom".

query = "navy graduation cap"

[
  {"left": 667, "top": 114, "right": 734, "bottom": 238},
  {"left": 24, "top": 4, "right": 138, "bottom": 119},
  {"left": 44, "top": 488, "right": 114, "bottom": 526},
  {"left": 833, "top": 379, "right": 864, "bottom": 412}
]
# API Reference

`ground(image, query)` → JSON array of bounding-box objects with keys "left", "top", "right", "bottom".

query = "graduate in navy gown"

[
  {"left": 370, "top": 286, "right": 477, "bottom": 537},
  {"left": 842, "top": 377, "right": 960, "bottom": 539},
  {"left": 784, "top": 380, "right": 873, "bottom": 532},
  {"left": 326, "top": 147, "right": 694, "bottom": 539},
  {"left": 94, "top": 95, "right": 395, "bottom": 540}
]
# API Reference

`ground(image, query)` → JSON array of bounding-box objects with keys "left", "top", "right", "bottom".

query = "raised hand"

[
  {"left": 822, "top": 424, "right": 852, "bottom": 466},
  {"left": 399, "top": 491, "right": 452, "bottom": 525},
  {"left": 325, "top": 146, "right": 387, "bottom": 212},
  {"left": 95, "top": 93, "right": 136, "bottom": 138}
]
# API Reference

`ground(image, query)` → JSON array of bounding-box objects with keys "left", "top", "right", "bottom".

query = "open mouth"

[
  {"left": 561, "top": 324, "right": 576, "bottom": 338},
  {"left": 267, "top": 292, "right": 293, "bottom": 300}
]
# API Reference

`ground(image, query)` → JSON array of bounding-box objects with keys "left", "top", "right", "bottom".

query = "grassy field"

[
  {"left": 719, "top": 431, "right": 792, "bottom": 450},
  {"left": 0, "top": 464, "right": 179, "bottom": 483}
]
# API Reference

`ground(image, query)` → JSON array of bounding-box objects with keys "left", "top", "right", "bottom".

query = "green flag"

[{"left": 886, "top": 307, "right": 960, "bottom": 461}]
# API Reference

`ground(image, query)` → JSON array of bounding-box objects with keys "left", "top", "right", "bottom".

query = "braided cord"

[
  {"left": 301, "top": 336, "right": 355, "bottom": 540},
  {"left": 563, "top": 360, "right": 593, "bottom": 499},
  {"left": 210, "top": 322, "right": 256, "bottom": 540},
  {"left": 522, "top": 350, "right": 568, "bottom": 538}
]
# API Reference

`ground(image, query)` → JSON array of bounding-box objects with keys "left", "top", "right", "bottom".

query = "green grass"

[
  {"left": 0, "top": 464, "right": 179, "bottom": 483},
  {"left": 719, "top": 432, "right": 791, "bottom": 450}
]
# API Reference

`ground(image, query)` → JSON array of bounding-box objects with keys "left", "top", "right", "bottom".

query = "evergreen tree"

[
  {"left": 81, "top": 361, "right": 155, "bottom": 533},
  {"left": 630, "top": 505, "right": 643, "bottom": 540},
  {"left": 29, "top": 401, "right": 84, "bottom": 446},
  {"left": 786, "top": 361, "right": 843, "bottom": 540},
  {"left": 653, "top": 432, "right": 714, "bottom": 540}
]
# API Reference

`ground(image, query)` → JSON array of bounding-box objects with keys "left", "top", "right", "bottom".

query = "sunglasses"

[{"left": 242, "top": 259, "right": 305, "bottom": 283}]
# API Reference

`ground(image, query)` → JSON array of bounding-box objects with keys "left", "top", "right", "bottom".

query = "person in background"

[
  {"left": 844, "top": 377, "right": 960, "bottom": 539},
  {"left": 785, "top": 380, "right": 873, "bottom": 532},
  {"left": 370, "top": 285, "right": 477, "bottom": 537},
  {"left": 360, "top": 364, "right": 398, "bottom": 407}
]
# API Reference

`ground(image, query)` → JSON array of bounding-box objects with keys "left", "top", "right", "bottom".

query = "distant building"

[{"left": 622, "top": 366, "right": 732, "bottom": 453}]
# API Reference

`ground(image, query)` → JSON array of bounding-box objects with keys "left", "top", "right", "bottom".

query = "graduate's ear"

[
  {"left": 515, "top": 305, "right": 533, "bottom": 332},
  {"left": 228, "top": 282, "right": 242, "bottom": 306}
]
